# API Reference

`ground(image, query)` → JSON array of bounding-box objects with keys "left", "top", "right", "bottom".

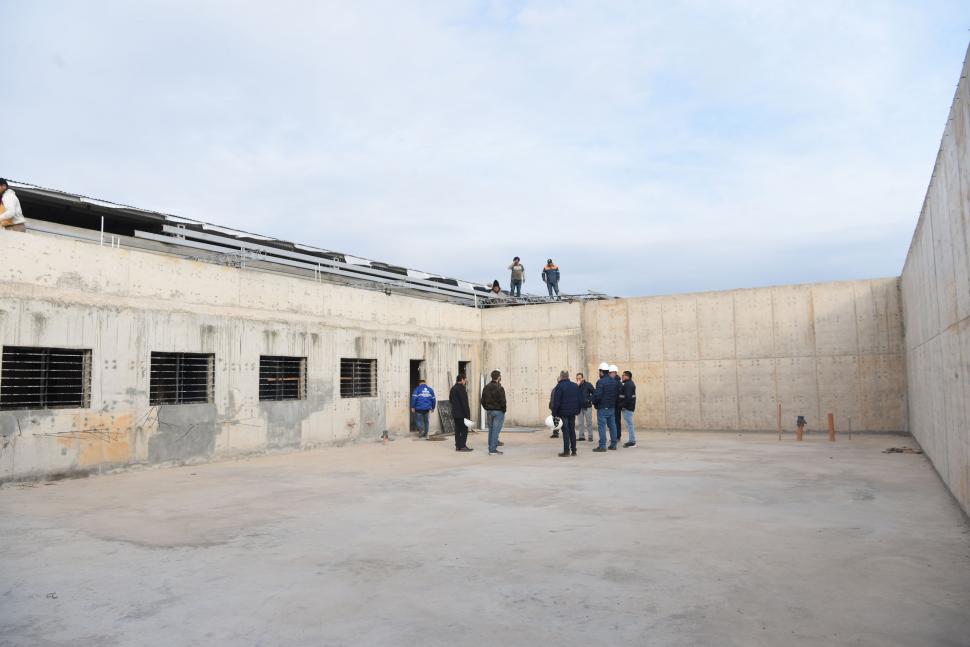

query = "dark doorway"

[
  {"left": 458, "top": 361, "right": 473, "bottom": 429},
  {"left": 409, "top": 359, "right": 425, "bottom": 431}
]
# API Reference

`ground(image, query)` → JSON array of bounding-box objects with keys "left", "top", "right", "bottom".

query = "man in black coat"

[
  {"left": 481, "top": 370, "right": 507, "bottom": 455},
  {"left": 620, "top": 371, "right": 638, "bottom": 448},
  {"left": 552, "top": 370, "right": 581, "bottom": 456},
  {"left": 449, "top": 374, "right": 473, "bottom": 452}
]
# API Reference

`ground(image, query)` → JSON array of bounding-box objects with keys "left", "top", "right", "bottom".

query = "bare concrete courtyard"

[{"left": 1, "top": 431, "right": 969, "bottom": 647}]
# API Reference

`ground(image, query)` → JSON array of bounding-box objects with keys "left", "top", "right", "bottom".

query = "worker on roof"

[
  {"left": 507, "top": 257, "right": 525, "bottom": 298},
  {"left": 542, "top": 259, "right": 560, "bottom": 300},
  {"left": 0, "top": 179, "right": 26, "bottom": 232}
]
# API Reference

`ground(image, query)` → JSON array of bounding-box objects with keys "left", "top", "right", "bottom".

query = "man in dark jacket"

[
  {"left": 541, "top": 259, "right": 561, "bottom": 299},
  {"left": 547, "top": 383, "right": 560, "bottom": 439},
  {"left": 620, "top": 371, "right": 638, "bottom": 448},
  {"left": 592, "top": 362, "right": 619, "bottom": 452},
  {"left": 449, "top": 374, "right": 472, "bottom": 452},
  {"left": 552, "top": 370, "right": 581, "bottom": 456},
  {"left": 576, "top": 372, "right": 595, "bottom": 441},
  {"left": 410, "top": 379, "right": 436, "bottom": 439},
  {"left": 480, "top": 370, "right": 507, "bottom": 455}
]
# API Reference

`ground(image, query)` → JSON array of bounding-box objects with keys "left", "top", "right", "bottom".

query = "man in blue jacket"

[
  {"left": 410, "top": 379, "right": 436, "bottom": 439},
  {"left": 551, "top": 370, "right": 581, "bottom": 457},
  {"left": 592, "top": 362, "right": 620, "bottom": 452}
]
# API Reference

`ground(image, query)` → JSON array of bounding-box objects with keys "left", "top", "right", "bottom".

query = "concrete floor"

[{"left": 1, "top": 431, "right": 968, "bottom": 647}]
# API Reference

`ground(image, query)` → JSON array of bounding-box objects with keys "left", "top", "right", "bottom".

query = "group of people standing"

[
  {"left": 410, "top": 370, "right": 509, "bottom": 455},
  {"left": 409, "top": 363, "right": 637, "bottom": 457},
  {"left": 549, "top": 364, "right": 637, "bottom": 456},
  {"left": 489, "top": 256, "right": 562, "bottom": 299}
]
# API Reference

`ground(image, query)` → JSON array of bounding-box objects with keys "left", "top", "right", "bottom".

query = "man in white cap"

[{"left": 592, "top": 363, "right": 619, "bottom": 451}]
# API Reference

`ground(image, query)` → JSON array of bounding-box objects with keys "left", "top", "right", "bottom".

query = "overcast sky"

[{"left": 2, "top": 1, "right": 968, "bottom": 297}]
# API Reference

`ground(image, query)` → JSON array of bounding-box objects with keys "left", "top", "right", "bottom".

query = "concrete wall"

[
  {"left": 482, "top": 303, "right": 585, "bottom": 425},
  {"left": 900, "top": 46, "right": 970, "bottom": 515},
  {"left": 0, "top": 217, "right": 911, "bottom": 482},
  {"left": 581, "top": 280, "right": 907, "bottom": 433},
  {"left": 0, "top": 232, "right": 482, "bottom": 480}
]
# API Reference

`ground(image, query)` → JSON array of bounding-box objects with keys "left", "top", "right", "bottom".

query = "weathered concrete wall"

[
  {"left": 481, "top": 303, "right": 585, "bottom": 425},
  {"left": 900, "top": 46, "right": 970, "bottom": 515},
  {"left": 0, "top": 215, "right": 912, "bottom": 482},
  {"left": 581, "top": 280, "right": 907, "bottom": 433},
  {"left": 0, "top": 232, "right": 481, "bottom": 480}
]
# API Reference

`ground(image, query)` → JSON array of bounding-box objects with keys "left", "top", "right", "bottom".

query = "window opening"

[
  {"left": 149, "top": 352, "right": 214, "bottom": 405},
  {"left": 0, "top": 346, "right": 91, "bottom": 410},
  {"left": 340, "top": 358, "right": 376, "bottom": 398},
  {"left": 259, "top": 356, "right": 307, "bottom": 401}
]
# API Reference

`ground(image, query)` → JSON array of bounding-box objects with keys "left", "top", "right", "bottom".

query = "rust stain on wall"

[{"left": 56, "top": 413, "right": 135, "bottom": 467}]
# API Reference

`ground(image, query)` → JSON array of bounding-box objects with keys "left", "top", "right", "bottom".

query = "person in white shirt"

[{"left": 0, "top": 179, "right": 26, "bottom": 232}]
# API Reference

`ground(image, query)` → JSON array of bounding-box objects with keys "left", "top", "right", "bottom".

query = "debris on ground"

[{"left": 883, "top": 447, "right": 923, "bottom": 454}]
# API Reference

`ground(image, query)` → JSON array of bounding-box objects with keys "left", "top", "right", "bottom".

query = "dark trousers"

[
  {"left": 614, "top": 406, "right": 622, "bottom": 441},
  {"left": 560, "top": 415, "right": 577, "bottom": 453},
  {"left": 454, "top": 418, "right": 468, "bottom": 449}
]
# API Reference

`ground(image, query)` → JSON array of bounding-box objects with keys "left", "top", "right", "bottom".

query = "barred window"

[
  {"left": 259, "top": 356, "right": 306, "bottom": 401},
  {"left": 150, "top": 352, "right": 214, "bottom": 405},
  {"left": 0, "top": 346, "right": 92, "bottom": 410},
  {"left": 340, "top": 358, "right": 376, "bottom": 398}
]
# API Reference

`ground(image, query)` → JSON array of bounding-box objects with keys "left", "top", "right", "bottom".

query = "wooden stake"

[{"left": 827, "top": 413, "right": 835, "bottom": 442}]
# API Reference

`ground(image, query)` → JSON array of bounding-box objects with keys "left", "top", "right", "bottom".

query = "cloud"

[{"left": 1, "top": 0, "right": 967, "bottom": 296}]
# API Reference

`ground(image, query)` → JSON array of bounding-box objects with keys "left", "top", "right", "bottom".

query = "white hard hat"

[
  {"left": 544, "top": 415, "right": 563, "bottom": 431},
  {"left": 609, "top": 365, "right": 618, "bottom": 372},
  {"left": 463, "top": 418, "right": 474, "bottom": 428},
  {"left": 598, "top": 362, "right": 610, "bottom": 371}
]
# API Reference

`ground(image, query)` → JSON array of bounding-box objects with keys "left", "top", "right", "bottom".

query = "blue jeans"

[
  {"left": 546, "top": 280, "right": 559, "bottom": 297},
  {"left": 597, "top": 408, "right": 618, "bottom": 448},
  {"left": 578, "top": 407, "right": 593, "bottom": 439},
  {"left": 414, "top": 411, "right": 430, "bottom": 437},
  {"left": 510, "top": 280, "right": 522, "bottom": 297},
  {"left": 486, "top": 410, "right": 505, "bottom": 452},
  {"left": 622, "top": 409, "right": 635, "bottom": 444}
]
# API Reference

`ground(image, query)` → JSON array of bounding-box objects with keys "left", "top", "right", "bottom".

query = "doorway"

[{"left": 409, "top": 359, "right": 425, "bottom": 431}]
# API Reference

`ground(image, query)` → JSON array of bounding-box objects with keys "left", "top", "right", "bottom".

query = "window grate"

[
  {"left": 259, "top": 356, "right": 306, "bottom": 401},
  {"left": 149, "top": 352, "right": 214, "bottom": 405},
  {"left": 340, "top": 358, "right": 376, "bottom": 398},
  {"left": 0, "top": 346, "right": 92, "bottom": 410}
]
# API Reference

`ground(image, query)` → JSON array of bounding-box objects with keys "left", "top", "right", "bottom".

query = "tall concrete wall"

[
  {"left": 581, "top": 280, "right": 907, "bottom": 433},
  {"left": 481, "top": 303, "right": 585, "bottom": 425},
  {"left": 0, "top": 232, "right": 482, "bottom": 480},
  {"left": 0, "top": 218, "right": 911, "bottom": 482},
  {"left": 900, "top": 46, "right": 970, "bottom": 515}
]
